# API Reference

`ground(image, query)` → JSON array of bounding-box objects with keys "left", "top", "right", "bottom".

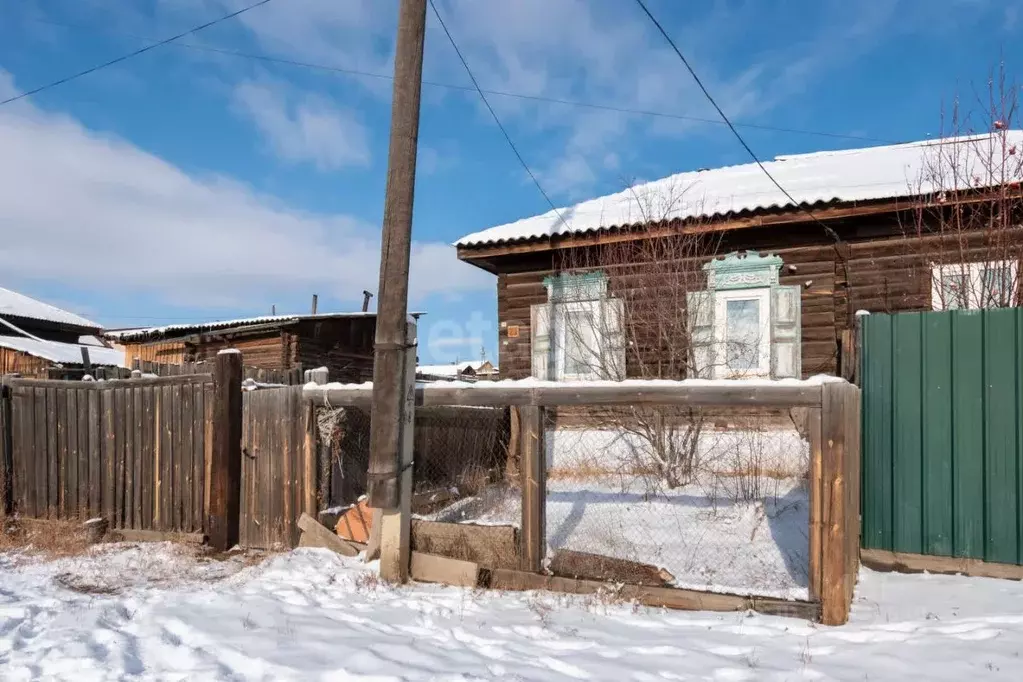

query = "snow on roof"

[
  {"left": 0, "top": 288, "right": 100, "bottom": 330},
  {"left": 0, "top": 335, "right": 124, "bottom": 366},
  {"left": 108, "top": 311, "right": 424, "bottom": 342},
  {"left": 417, "top": 360, "right": 492, "bottom": 377},
  {"left": 456, "top": 131, "right": 1023, "bottom": 247}
]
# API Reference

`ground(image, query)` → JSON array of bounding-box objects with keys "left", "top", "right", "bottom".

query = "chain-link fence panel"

[{"left": 543, "top": 405, "right": 811, "bottom": 599}]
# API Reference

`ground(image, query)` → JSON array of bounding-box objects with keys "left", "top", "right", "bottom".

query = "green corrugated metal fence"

[{"left": 861, "top": 309, "right": 1023, "bottom": 564}]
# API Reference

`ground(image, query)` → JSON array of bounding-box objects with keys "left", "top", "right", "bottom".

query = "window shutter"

[
  {"left": 770, "top": 285, "right": 801, "bottom": 379},
  {"left": 686, "top": 290, "right": 714, "bottom": 379},
  {"left": 601, "top": 298, "right": 626, "bottom": 380},
  {"left": 530, "top": 303, "right": 552, "bottom": 380}
]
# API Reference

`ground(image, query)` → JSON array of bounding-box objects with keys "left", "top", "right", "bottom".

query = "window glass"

[
  {"left": 940, "top": 271, "right": 969, "bottom": 309},
  {"left": 564, "top": 308, "right": 596, "bottom": 376},
  {"left": 725, "top": 298, "right": 762, "bottom": 372}
]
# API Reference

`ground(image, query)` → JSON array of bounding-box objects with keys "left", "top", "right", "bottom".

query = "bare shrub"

[
  {"left": 900, "top": 64, "right": 1023, "bottom": 312},
  {"left": 551, "top": 180, "right": 723, "bottom": 491}
]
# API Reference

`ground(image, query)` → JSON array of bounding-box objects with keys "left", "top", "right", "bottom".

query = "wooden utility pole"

[
  {"left": 367, "top": 0, "right": 427, "bottom": 511},
  {"left": 367, "top": 0, "right": 427, "bottom": 583}
]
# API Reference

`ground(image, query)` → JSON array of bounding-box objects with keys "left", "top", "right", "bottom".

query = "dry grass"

[{"left": 0, "top": 516, "right": 95, "bottom": 559}]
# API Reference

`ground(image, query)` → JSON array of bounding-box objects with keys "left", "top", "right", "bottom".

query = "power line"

[
  {"left": 427, "top": 0, "right": 568, "bottom": 227},
  {"left": 19, "top": 15, "right": 898, "bottom": 145},
  {"left": 0, "top": 0, "right": 275, "bottom": 107},
  {"left": 633, "top": 0, "right": 845, "bottom": 246}
]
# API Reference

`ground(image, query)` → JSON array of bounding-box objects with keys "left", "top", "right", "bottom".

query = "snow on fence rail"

[
  {"left": 304, "top": 377, "right": 861, "bottom": 626},
  {"left": 302, "top": 376, "right": 839, "bottom": 408}
]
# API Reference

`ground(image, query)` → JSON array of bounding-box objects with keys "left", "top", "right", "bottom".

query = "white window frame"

[
  {"left": 554, "top": 300, "right": 604, "bottom": 381},
  {"left": 713, "top": 288, "right": 771, "bottom": 379},
  {"left": 931, "top": 260, "right": 1018, "bottom": 311}
]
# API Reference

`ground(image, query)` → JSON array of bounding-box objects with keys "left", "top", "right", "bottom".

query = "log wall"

[
  {"left": 491, "top": 215, "right": 1023, "bottom": 380},
  {"left": 292, "top": 317, "right": 376, "bottom": 383}
]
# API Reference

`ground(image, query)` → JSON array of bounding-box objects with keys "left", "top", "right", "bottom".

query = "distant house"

[
  {"left": 0, "top": 287, "right": 123, "bottom": 377},
  {"left": 110, "top": 312, "right": 422, "bottom": 384},
  {"left": 417, "top": 360, "right": 498, "bottom": 382}
]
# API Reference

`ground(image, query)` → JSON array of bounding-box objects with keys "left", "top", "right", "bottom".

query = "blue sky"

[{"left": 0, "top": 0, "right": 1020, "bottom": 364}]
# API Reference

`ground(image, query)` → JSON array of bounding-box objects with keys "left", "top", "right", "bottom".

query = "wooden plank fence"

[{"left": 5, "top": 375, "right": 212, "bottom": 533}]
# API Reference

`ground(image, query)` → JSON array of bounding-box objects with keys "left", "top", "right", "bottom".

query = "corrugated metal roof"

[
  {"left": 108, "top": 311, "right": 423, "bottom": 343},
  {"left": 0, "top": 287, "right": 100, "bottom": 330},
  {"left": 0, "top": 335, "right": 124, "bottom": 366},
  {"left": 455, "top": 131, "right": 1023, "bottom": 248}
]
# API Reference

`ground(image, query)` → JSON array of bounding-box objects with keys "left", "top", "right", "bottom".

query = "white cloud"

[
  {"left": 0, "top": 70, "right": 489, "bottom": 309},
  {"left": 233, "top": 81, "right": 370, "bottom": 169}
]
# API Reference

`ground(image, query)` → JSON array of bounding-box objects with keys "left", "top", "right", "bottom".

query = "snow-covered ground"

[
  {"left": 2, "top": 543, "right": 1022, "bottom": 680},
  {"left": 427, "top": 479, "right": 809, "bottom": 600}
]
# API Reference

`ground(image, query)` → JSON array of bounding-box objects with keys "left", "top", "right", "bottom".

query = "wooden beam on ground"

[
  {"left": 410, "top": 551, "right": 480, "bottom": 587},
  {"left": 306, "top": 381, "right": 824, "bottom": 409},
  {"left": 297, "top": 512, "right": 360, "bottom": 557},
  {"left": 207, "top": 351, "right": 243, "bottom": 551},
  {"left": 486, "top": 568, "right": 820, "bottom": 620},
  {"left": 860, "top": 549, "right": 1023, "bottom": 581},
  {"left": 517, "top": 406, "right": 545, "bottom": 572},
  {"left": 112, "top": 528, "right": 205, "bottom": 545},
  {"left": 549, "top": 549, "right": 674, "bottom": 587},
  {"left": 411, "top": 519, "right": 519, "bottom": 570}
]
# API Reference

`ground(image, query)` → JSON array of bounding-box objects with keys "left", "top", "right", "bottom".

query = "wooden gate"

[{"left": 240, "top": 386, "right": 316, "bottom": 548}]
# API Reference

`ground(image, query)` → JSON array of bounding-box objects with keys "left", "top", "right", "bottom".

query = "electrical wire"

[
  {"left": 427, "top": 0, "right": 568, "bottom": 228},
  {"left": 0, "top": 0, "right": 275, "bottom": 107},
  {"left": 18, "top": 14, "right": 898, "bottom": 145},
  {"left": 633, "top": 0, "right": 845, "bottom": 246}
]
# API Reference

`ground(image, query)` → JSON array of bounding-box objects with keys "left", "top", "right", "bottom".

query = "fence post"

[
  {"left": 208, "top": 350, "right": 243, "bottom": 551},
  {"left": 309, "top": 367, "right": 329, "bottom": 385},
  {"left": 819, "top": 381, "right": 861, "bottom": 625},
  {"left": 378, "top": 320, "right": 416, "bottom": 582},
  {"left": 1, "top": 380, "right": 11, "bottom": 517},
  {"left": 518, "top": 405, "right": 546, "bottom": 573}
]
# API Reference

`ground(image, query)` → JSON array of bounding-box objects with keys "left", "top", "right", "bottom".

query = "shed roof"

[
  {"left": 0, "top": 287, "right": 100, "bottom": 331},
  {"left": 0, "top": 335, "right": 123, "bottom": 366},
  {"left": 455, "top": 131, "right": 1023, "bottom": 248},
  {"left": 108, "top": 311, "right": 423, "bottom": 343}
]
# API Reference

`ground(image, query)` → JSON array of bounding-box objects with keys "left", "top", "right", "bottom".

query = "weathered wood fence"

[
  {"left": 3, "top": 375, "right": 212, "bottom": 533},
  {"left": 0, "top": 370, "right": 316, "bottom": 548}
]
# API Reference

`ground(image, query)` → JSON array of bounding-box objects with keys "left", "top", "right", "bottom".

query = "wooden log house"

[
  {"left": 111, "top": 312, "right": 417, "bottom": 384},
  {"left": 455, "top": 132, "right": 1023, "bottom": 382}
]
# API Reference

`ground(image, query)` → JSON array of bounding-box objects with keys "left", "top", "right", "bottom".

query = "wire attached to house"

[
  {"left": 427, "top": 0, "right": 569, "bottom": 230},
  {"left": 0, "top": 0, "right": 276, "bottom": 107},
  {"left": 632, "top": 0, "right": 845, "bottom": 249}
]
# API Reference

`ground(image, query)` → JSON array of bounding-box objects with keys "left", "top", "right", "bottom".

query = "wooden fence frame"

[{"left": 305, "top": 379, "right": 862, "bottom": 625}]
